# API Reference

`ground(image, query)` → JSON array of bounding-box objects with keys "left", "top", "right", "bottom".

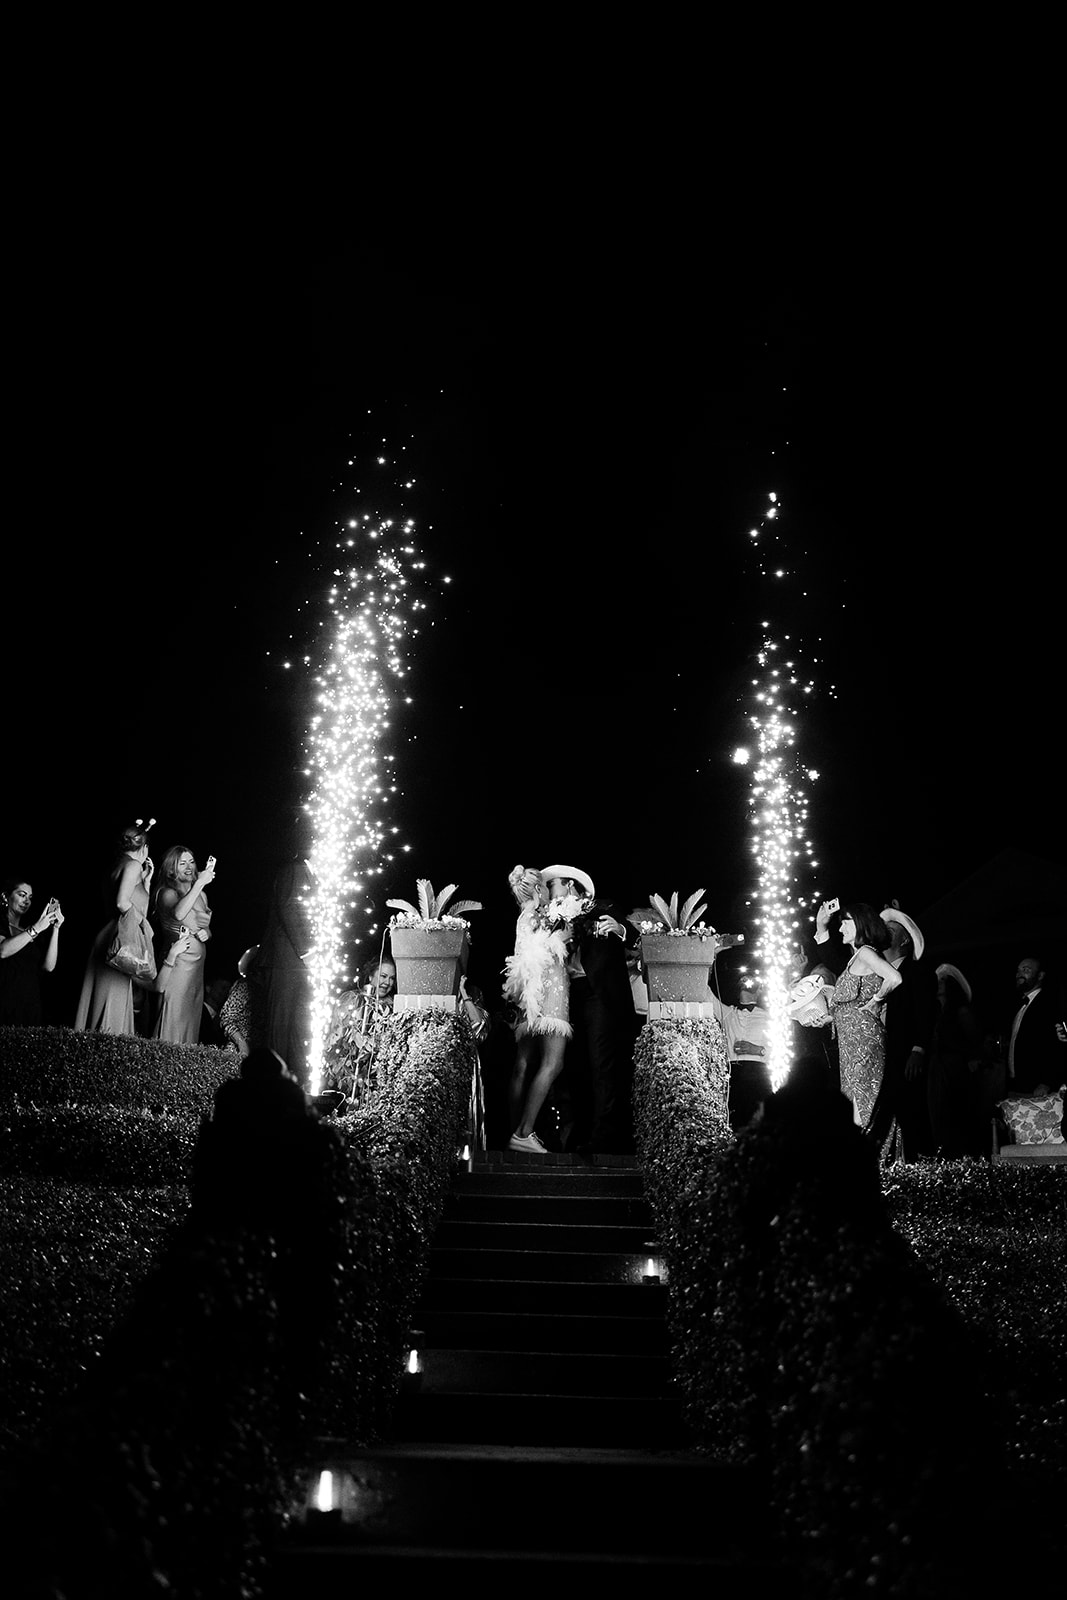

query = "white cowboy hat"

[
  {"left": 935, "top": 962, "right": 972, "bottom": 1003},
  {"left": 882, "top": 907, "right": 925, "bottom": 961},
  {"left": 540, "top": 864, "right": 596, "bottom": 898}
]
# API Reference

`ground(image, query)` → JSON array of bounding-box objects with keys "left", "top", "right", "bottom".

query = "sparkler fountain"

[
  {"left": 736, "top": 493, "right": 821, "bottom": 1092},
  {"left": 300, "top": 507, "right": 429, "bottom": 1096}
]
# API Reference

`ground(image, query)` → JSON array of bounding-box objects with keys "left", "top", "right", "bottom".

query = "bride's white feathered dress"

[{"left": 502, "top": 866, "right": 573, "bottom": 1039}]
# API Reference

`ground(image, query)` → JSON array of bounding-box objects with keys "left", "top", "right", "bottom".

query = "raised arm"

[{"left": 172, "top": 864, "right": 215, "bottom": 924}]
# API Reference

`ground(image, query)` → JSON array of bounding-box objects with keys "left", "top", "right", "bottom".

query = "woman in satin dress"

[
  {"left": 826, "top": 901, "right": 902, "bottom": 1129},
  {"left": 75, "top": 823, "right": 156, "bottom": 1035},
  {"left": 151, "top": 844, "right": 216, "bottom": 1044}
]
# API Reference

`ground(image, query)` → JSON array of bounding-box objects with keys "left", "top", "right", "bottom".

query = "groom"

[{"left": 542, "top": 863, "right": 642, "bottom": 1155}]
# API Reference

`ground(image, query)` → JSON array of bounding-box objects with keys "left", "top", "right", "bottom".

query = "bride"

[{"left": 502, "top": 864, "right": 593, "bottom": 1154}]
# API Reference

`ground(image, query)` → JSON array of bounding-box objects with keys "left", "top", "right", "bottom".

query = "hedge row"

[
  {"left": 0, "top": 1023, "right": 241, "bottom": 1114},
  {"left": 0, "top": 1011, "right": 477, "bottom": 1599},
  {"left": 633, "top": 1034, "right": 1066, "bottom": 1596}
]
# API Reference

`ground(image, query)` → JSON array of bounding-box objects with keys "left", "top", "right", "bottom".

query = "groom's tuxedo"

[{"left": 565, "top": 899, "right": 642, "bottom": 1153}]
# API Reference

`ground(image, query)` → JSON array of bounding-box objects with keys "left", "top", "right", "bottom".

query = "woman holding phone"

[
  {"left": 1, "top": 877, "right": 64, "bottom": 1025},
  {"left": 151, "top": 845, "right": 215, "bottom": 1044}
]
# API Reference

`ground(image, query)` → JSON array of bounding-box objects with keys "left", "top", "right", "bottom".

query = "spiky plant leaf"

[
  {"left": 448, "top": 899, "right": 483, "bottom": 916},
  {"left": 669, "top": 891, "right": 679, "bottom": 925},
  {"left": 416, "top": 879, "right": 434, "bottom": 921},
  {"left": 679, "top": 889, "right": 707, "bottom": 930},
  {"left": 386, "top": 899, "right": 420, "bottom": 916},
  {"left": 649, "top": 893, "right": 674, "bottom": 929},
  {"left": 431, "top": 883, "right": 459, "bottom": 918}
]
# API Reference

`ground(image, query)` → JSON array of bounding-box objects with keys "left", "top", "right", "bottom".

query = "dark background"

[{"left": 8, "top": 214, "right": 1062, "bottom": 1023}]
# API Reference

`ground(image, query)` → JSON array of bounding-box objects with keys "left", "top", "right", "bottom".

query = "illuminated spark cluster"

[
  {"left": 301, "top": 509, "right": 428, "bottom": 1092},
  {"left": 741, "top": 494, "right": 820, "bottom": 1092}
]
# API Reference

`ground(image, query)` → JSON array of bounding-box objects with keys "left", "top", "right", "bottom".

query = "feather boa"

[{"left": 503, "top": 908, "right": 572, "bottom": 1039}]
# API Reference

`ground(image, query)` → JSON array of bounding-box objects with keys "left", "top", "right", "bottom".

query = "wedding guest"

[
  {"left": 74, "top": 822, "right": 156, "bottom": 1035},
  {"left": 200, "top": 976, "right": 234, "bottom": 1048},
  {"left": 219, "top": 945, "right": 260, "bottom": 1057},
  {"left": 1003, "top": 954, "right": 1066, "bottom": 1095},
  {"left": 625, "top": 907, "right": 653, "bottom": 1025},
  {"left": 359, "top": 953, "right": 397, "bottom": 1010},
  {"left": 248, "top": 857, "right": 316, "bottom": 1089},
  {"left": 820, "top": 900, "right": 902, "bottom": 1130},
  {"left": 927, "top": 963, "right": 989, "bottom": 1158},
  {"left": 706, "top": 941, "right": 773, "bottom": 1128},
  {"left": 502, "top": 865, "right": 574, "bottom": 1154},
  {"left": 151, "top": 845, "right": 215, "bottom": 1045},
  {"left": 865, "top": 907, "right": 939, "bottom": 1160},
  {"left": 0, "top": 878, "right": 63, "bottom": 1025}
]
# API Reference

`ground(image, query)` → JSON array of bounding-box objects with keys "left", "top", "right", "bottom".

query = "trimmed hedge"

[
  {"left": 0, "top": 1010, "right": 477, "bottom": 1599},
  {"left": 0, "top": 1023, "right": 241, "bottom": 1113},
  {"left": 634, "top": 1038, "right": 1066, "bottom": 1595}
]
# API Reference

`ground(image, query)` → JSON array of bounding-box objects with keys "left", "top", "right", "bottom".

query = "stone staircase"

[{"left": 266, "top": 1150, "right": 789, "bottom": 1586}]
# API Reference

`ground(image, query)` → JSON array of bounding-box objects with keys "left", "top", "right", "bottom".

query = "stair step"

[
  {"left": 445, "top": 1192, "right": 652, "bottom": 1225},
  {"left": 477, "top": 1152, "right": 642, "bottom": 1173},
  {"left": 413, "top": 1309, "right": 668, "bottom": 1354},
  {"left": 417, "top": 1278, "right": 667, "bottom": 1317},
  {"left": 426, "top": 1247, "right": 658, "bottom": 1284},
  {"left": 432, "top": 1219, "right": 655, "bottom": 1253},
  {"left": 411, "top": 1346, "right": 672, "bottom": 1393},
  {"left": 277, "top": 1446, "right": 773, "bottom": 1562},
  {"left": 388, "top": 1390, "right": 693, "bottom": 1448},
  {"left": 268, "top": 1545, "right": 791, "bottom": 1585},
  {"left": 458, "top": 1169, "right": 647, "bottom": 1198}
]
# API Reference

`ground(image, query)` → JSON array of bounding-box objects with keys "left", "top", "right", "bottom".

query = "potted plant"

[
  {"left": 635, "top": 890, "right": 740, "bottom": 1004},
  {"left": 386, "top": 879, "right": 483, "bottom": 996}
]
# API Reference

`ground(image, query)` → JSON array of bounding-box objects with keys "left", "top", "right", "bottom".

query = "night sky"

[{"left": 9, "top": 223, "right": 1062, "bottom": 1021}]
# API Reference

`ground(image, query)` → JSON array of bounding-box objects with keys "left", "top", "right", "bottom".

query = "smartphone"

[
  {"left": 825, "top": 897, "right": 840, "bottom": 914},
  {"left": 206, "top": 855, "right": 216, "bottom": 871}
]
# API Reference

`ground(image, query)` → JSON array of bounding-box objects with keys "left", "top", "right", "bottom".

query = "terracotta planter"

[
  {"left": 640, "top": 932, "right": 714, "bottom": 1003},
  {"left": 389, "top": 926, "right": 470, "bottom": 996}
]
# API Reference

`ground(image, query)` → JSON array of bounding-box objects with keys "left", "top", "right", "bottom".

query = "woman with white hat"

[{"left": 502, "top": 863, "right": 595, "bottom": 1153}]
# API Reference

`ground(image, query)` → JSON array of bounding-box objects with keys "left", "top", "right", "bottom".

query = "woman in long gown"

[
  {"left": 75, "top": 823, "right": 156, "bottom": 1035},
  {"left": 827, "top": 901, "right": 902, "bottom": 1129},
  {"left": 151, "top": 844, "right": 215, "bottom": 1044}
]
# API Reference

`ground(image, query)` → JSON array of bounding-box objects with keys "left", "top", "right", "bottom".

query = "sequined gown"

[{"left": 832, "top": 961, "right": 886, "bottom": 1129}]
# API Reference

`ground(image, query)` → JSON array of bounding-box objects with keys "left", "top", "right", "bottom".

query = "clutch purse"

[{"left": 105, "top": 908, "right": 158, "bottom": 982}]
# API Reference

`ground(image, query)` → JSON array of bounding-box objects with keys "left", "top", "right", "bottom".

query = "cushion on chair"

[{"left": 996, "top": 1092, "right": 1065, "bottom": 1145}]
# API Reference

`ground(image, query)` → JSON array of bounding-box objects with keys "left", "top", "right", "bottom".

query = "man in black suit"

[
  {"left": 866, "top": 907, "right": 939, "bottom": 1159},
  {"left": 1005, "top": 955, "right": 1066, "bottom": 1095},
  {"left": 542, "top": 864, "right": 641, "bottom": 1155}
]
